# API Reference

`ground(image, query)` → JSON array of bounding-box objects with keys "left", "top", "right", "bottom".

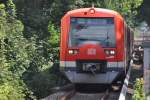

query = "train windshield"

[{"left": 69, "top": 17, "right": 116, "bottom": 47}]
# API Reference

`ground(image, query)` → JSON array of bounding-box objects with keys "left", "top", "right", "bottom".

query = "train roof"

[{"left": 65, "top": 8, "right": 123, "bottom": 19}]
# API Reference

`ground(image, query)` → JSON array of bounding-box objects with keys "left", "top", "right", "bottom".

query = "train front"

[{"left": 60, "top": 8, "right": 125, "bottom": 84}]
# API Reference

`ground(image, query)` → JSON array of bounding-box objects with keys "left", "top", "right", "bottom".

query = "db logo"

[{"left": 87, "top": 48, "right": 96, "bottom": 55}]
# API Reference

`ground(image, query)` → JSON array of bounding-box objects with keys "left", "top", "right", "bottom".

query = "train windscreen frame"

[{"left": 69, "top": 17, "right": 116, "bottom": 48}]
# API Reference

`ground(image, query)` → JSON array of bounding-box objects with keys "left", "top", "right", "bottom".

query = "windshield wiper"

[{"left": 103, "top": 31, "right": 110, "bottom": 46}]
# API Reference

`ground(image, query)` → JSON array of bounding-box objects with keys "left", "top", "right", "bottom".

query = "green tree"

[{"left": 0, "top": 0, "right": 36, "bottom": 99}]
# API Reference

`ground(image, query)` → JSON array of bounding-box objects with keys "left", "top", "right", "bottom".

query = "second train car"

[{"left": 60, "top": 7, "right": 134, "bottom": 84}]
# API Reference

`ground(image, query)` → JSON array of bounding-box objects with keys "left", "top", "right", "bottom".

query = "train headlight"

[
  {"left": 74, "top": 50, "right": 78, "bottom": 54},
  {"left": 68, "top": 50, "right": 74, "bottom": 54},
  {"left": 110, "top": 50, "right": 115, "bottom": 55},
  {"left": 105, "top": 50, "right": 115, "bottom": 55},
  {"left": 105, "top": 50, "right": 110, "bottom": 55},
  {"left": 68, "top": 49, "right": 79, "bottom": 55}
]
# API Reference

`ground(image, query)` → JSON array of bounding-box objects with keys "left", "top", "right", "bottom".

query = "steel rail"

[
  {"left": 60, "top": 90, "right": 76, "bottom": 100},
  {"left": 101, "top": 89, "right": 109, "bottom": 100}
]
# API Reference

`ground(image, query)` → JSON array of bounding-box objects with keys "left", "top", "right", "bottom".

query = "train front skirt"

[
  {"left": 60, "top": 61, "right": 125, "bottom": 84},
  {"left": 64, "top": 71, "right": 119, "bottom": 84}
]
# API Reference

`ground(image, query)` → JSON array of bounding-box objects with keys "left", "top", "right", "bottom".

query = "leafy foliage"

[
  {"left": 0, "top": 0, "right": 36, "bottom": 99},
  {"left": 48, "top": 22, "right": 60, "bottom": 62},
  {"left": 132, "top": 78, "right": 145, "bottom": 100}
]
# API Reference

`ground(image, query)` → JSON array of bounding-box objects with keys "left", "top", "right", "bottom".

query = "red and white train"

[{"left": 60, "top": 7, "right": 134, "bottom": 84}]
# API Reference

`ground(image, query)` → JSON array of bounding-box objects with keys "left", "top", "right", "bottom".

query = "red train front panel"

[{"left": 60, "top": 8, "right": 127, "bottom": 84}]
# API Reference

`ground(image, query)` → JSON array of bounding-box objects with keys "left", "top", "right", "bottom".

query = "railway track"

[
  {"left": 59, "top": 88, "right": 120, "bottom": 100},
  {"left": 60, "top": 90, "right": 76, "bottom": 100},
  {"left": 42, "top": 79, "right": 128, "bottom": 100},
  {"left": 42, "top": 84, "right": 121, "bottom": 100},
  {"left": 42, "top": 80, "right": 128, "bottom": 100}
]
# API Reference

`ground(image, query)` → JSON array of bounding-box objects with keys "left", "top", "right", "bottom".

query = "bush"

[{"left": 132, "top": 78, "right": 145, "bottom": 100}]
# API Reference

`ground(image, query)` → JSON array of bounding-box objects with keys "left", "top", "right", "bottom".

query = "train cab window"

[{"left": 69, "top": 17, "right": 116, "bottom": 48}]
